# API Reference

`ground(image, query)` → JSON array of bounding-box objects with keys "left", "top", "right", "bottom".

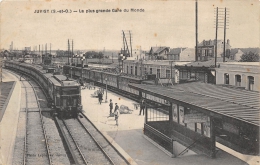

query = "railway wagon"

[
  {"left": 118, "top": 75, "right": 142, "bottom": 96},
  {"left": 63, "top": 65, "right": 145, "bottom": 100},
  {"left": 102, "top": 72, "right": 118, "bottom": 88},
  {"left": 5, "top": 61, "right": 82, "bottom": 118}
]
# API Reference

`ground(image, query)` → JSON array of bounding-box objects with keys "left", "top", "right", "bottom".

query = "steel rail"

[
  {"left": 76, "top": 116, "right": 116, "bottom": 165},
  {"left": 79, "top": 112, "right": 131, "bottom": 165},
  {"left": 62, "top": 119, "right": 88, "bottom": 164},
  {"left": 54, "top": 117, "right": 81, "bottom": 165}
]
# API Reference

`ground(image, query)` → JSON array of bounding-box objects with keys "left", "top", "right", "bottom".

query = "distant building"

[
  {"left": 24, "top": 47, "right": 31, "bottom": 52},
  {"left": 167, "top": 48, "right": 184, "bottom": 60},
  {"left": 228, "top": 48, "right": 260, "bottom": 61},
  {"left": 146, "top": 47, "right": 170, "bottom": 60},
  {"left": 229, "top": 48, "right": 244, "bottom": 61},
  {"left": 167, "top": 48, "right": 195, "bottom": 61},
  {"left": 197, "top": 39, "right": 231, "bottom": 61}
]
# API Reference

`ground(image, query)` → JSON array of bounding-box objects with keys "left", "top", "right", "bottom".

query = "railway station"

[
  {"left": 0, "top": 1, "right": 259, "bottom": 164},
  {"left": 1, "top": 65, "right": 259, "bottom": 165},
  {"left": 129, "top": 82, "right": 260, "bottom": 158}
]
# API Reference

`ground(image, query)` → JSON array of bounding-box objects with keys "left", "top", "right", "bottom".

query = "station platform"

[
  {"left": 81, "top": 86, "right": 254, "bottom": 165},
  {"left": 0, "top": 70, "right": 21, "bottom": 165}
]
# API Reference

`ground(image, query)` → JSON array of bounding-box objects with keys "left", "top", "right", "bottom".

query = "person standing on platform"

[
  {"left": 114, "top": 103, "right": 119, "bottom": 119},
  {"left": 109, "top": 99, "right": 113, "bottom": 115},
  {"left": 139, "top": 99, "right": 145, "bottom": 116},
  {"left": 114, "top": 104, "right": 120, "bottom": 126},
  {"left": 98, "top": 92, "right": 103, "bottom": 104}
]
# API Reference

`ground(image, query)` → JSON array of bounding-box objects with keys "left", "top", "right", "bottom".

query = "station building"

[
  {"left": 215, "top": 62, "right": 260, "bottom": 92},
  {"left": 129, "top": 82, "right": 260, "bottom": 158},
  {"left": 123, "top": 60, "right": 189, "bottom": 80}
]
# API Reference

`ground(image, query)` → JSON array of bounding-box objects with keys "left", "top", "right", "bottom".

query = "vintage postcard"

[{"left": 0, "top": 0, "right": 259, "bottom": 165}]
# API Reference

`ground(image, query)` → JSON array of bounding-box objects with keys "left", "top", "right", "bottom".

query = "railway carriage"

[
  {"left": 63, "top": 65, "right": 145, "bottom": 100},
  {"left": 5, "top": 61, "right": 82, "bottom": 118},
  {"left": 118, "top": 76, "right": 142, "bottom": 95},
  {"left": 102, "top": 72, "right": 118, "bottom": 88},
  {"left": 82, "top": 68, "right": 91, "bottom": 81}
]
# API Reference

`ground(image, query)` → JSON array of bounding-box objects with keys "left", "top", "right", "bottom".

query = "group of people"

[
  {"left": 108, "top": 99, "right": 120, "bottom": 126},
  {"left": 107, "top": 98, "right": 146, "bottom": 126}
]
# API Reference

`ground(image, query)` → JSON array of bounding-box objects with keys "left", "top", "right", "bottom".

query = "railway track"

[
  {"left": 13, "top": 77, "right": 52, "bottom": 165},
  {"left": 55, "top": 114, "right": 129, "bottom": 165},
  {"left": 9, "top": 70, "right": 70, "bottom": 165},
  {"left": 8, "top": 68, "right": 130, "bottom": 164}
]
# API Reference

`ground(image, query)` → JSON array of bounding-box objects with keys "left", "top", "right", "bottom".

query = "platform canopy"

[{"left": 129, "top": 82, "right": 260, "bottom": 126}]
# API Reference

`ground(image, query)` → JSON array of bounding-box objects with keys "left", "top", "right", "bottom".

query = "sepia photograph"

[{"left": 0, "top": 0, "right": 259, "bottom": 164}]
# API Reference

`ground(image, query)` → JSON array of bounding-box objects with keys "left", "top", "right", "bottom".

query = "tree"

[{"left": 239, "top": 51, "right": 259, "bottom": 62}]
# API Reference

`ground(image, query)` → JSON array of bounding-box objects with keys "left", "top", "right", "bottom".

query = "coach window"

[
  {"left": 235, "top": 74, "right": 241, "bottom": 86},
  {"left": 224, "top": 73, "right": 229, "bottom": 85},
  {"left": 248, "top": 76, "right": 254, "bottom": 91},
  {"left": 157, "top": 69, "right": 160, "bottom": 78}
]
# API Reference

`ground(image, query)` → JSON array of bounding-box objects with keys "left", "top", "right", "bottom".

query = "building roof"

[
  {"left": 175, "top": 57, "right": 236, "bottom": 68},
  {"left": 239, "top": 48, "right": 260, "bottom": 54},
  {"left": 129, "top": 82, "right": 260, "bottom": 126},
  {"left": 230, "top": 48, "right": 240, "bottom": 56},
  {"left": 197, "top": 39, "right": 231, "bottom": 47},
  {"left": 149, "top": 47, "right": 169, "bottom": 54},
  {"left": 168, "top": 48, "right": 186, "bottom": 55}
]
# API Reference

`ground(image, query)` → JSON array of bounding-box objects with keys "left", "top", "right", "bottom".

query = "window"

[
  {"left": 166, "top": 70, "right": 170, "bottom": 79},
  {"left": 190, "top": 72, "right": 196, "bottom": 79},
  {"left": 248, "top": 76, "right": 254, "bottom": 90},
  {"left": 127, "top": 66, "right": 129, "bottom": 74},
  {"left": 157, "top": 69, "right": 160, "bottom": 78},
  {"left": 130, "top": 66, "right": 133, "bottom": 74},
  {"left": 224, "top": 73, "right": 229, "bottom": 85},
  {"left": 235, "top": 75, "right": 241, "bottom": 86},
  {"left": 150, "top": 68, "right": 152, "bottom": 74},
  {"left": 135, "top": 66, "right": 137, "bottom": 75}
]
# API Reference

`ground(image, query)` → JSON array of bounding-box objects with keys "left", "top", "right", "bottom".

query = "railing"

[{"left": 144, "top": 123, "right": 173, "bottom": 154}]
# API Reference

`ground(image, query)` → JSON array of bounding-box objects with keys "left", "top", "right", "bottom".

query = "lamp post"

[
  {"left": 77, "top": 55, "right": 79, "bottom": 66},
  {"left": 119, "top": 53, "right": 126, "bottom": 73},
  {"left": 105, "top": 78, "right": 107, "bottom": 103},
  {"left": 70, "top": 67, "right": 72, "bottom": 78},
  {"left": 81, "top": 56, "right": 85, "bottom": 79}
]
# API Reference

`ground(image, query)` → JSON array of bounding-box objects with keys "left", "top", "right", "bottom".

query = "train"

[
  {"left": 63, "top": 65, "right": 147, "bottom": 98},
  {"left": 5, "top": 61, "right": 82, "bottom": 118}
]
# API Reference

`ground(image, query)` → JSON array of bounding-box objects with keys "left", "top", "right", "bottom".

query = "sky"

[{"left": 0, "top": 0, "right": 259, "bottom": 51}]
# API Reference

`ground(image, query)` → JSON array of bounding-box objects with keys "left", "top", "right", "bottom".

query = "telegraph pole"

[
  {"left": 68, "top": 39, "right": 70, "bottom": 65},
  {"left": 214, "top": 7, "right": 218, "bottom": 67},
  {"left": 195, "top": 0, "right": 198, "bottom": 61},
  {"left": 214, "top": 7, "right": 229, "bottom": 64},
  {"left": 129, "top": 31, "right": 132, "bottom": 57},
  {"left": 223, "top": 8, "right": 227, "bottom": 62},
  {"left": 72, "top": 40, "right": 74, "bottom": 65}
]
